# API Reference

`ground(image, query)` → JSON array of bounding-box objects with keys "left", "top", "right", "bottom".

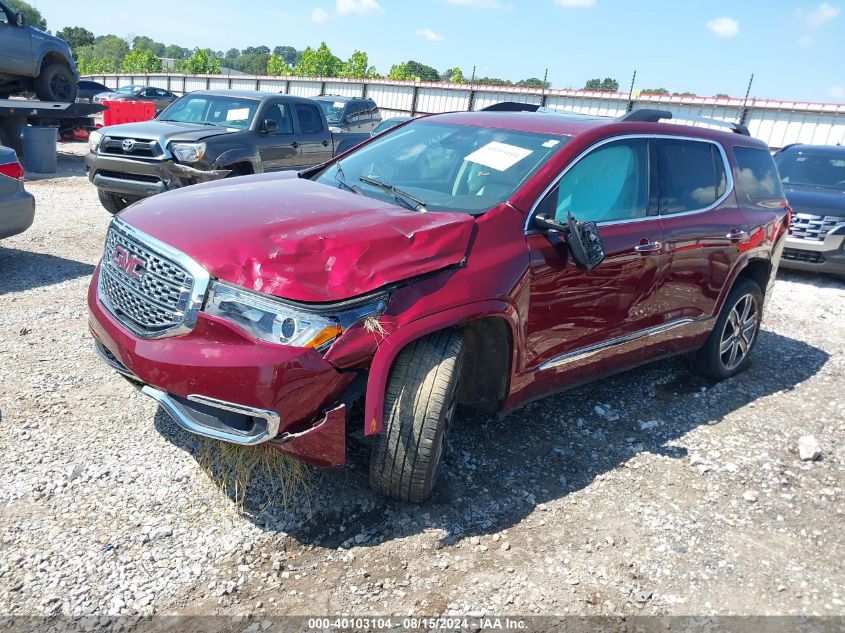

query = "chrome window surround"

[
  {"left": 98, "top": 217, "right": 211, "bottom": 339},
  {"left": 524, "top": 134, "right": 735, "bottom": 233},
  {"left": 538, "top": 318, "right": 695, "bottom": 371}
]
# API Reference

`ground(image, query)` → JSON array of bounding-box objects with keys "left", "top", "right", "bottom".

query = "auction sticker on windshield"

[
  {"left": 465, "top": 141, "right": 533, "bottom": 172},
  {"left": 227, "top": 108, "right": 250, "bottom": 121}
]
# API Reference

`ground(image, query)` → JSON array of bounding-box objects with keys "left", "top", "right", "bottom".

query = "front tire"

[
  {"left": 34, "top": 64, "right": 78, "bottom": 102},
  {"left": 369, "top": 329, "right": 464, "bottom": 503},
  {"left": 98, "top": 190, "right": 137, "bottom": 215},
  {"left": 693, "top": 278, "right": 763, "bottom": 380}
]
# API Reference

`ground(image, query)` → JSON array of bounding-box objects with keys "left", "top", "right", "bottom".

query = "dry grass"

[{"left": 196, "top": 439, "right": 311, "bottom": 514}]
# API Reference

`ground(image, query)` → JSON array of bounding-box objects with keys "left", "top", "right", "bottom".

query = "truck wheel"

[
  {"left": 98, "top": 190, "right": 136, "bottom": 215},
  {"left": 693, "top": 278, "right": 763, "bottom": 380},
  {"left": 34, "top": 64, "right": 78, "bottom": 102},
  {"left": 369, "top": 329, "right": 464, "bottom": 503}
]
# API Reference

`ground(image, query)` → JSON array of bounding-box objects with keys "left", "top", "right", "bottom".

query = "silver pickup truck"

[{"left": 0, "top": 1, "right": 78, "bottom": 102}]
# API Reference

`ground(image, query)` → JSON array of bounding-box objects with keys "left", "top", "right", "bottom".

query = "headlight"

[
  {"left": 205, "top": 281, "right": 386, "bottom": 349},
  {"left": 170, "top": 142, "right": 206, "bottom": 163},
  {"left": 89, "top": 130, "right": 103, "bottom": 152}
]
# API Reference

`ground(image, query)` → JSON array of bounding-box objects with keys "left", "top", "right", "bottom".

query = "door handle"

[
  {"left": 726, "top": 229, "right": 750, "bottom": 243},
  {"left": 322, "top": 140, "right": 330, "bottom": 147},
  {"left": 290, "top": 141, "right": 300, "bottom": 149},
  {"left": 634, "top": 240, "right": 663, "bottom": 254}
]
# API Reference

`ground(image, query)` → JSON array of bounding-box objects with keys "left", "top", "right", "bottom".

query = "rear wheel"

[
  {"left": 98, "top": 190, "right": 137, "bottom": 215},
  {"left": 693, "top": 278, "right": 763, "bottom": 380},
  {"left": 369, "top": 329, "right": 464, "bottom": 503},
  {"left": 34, "top": 64, "right": 78, "bottom": 102}
]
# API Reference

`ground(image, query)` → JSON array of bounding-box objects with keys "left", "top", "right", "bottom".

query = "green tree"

[
  {"left": 179, "top": 49, "right": 221, "bottom": 74},
  {"left": 447, "top": 67, "right": 465, "bottom": 83},
  {"left": 474, "top": 76, "right": 512, "bottom": 86},
  {"left": 642, "top": 87, "right": 670, "bottom": 95},
  {"left": 673, "top": 91, "right": 696, "bottom": 96},
  {"left": 273, "top": 46, "right": 300, "bottom": 66},
  {"left": 515, "top": 77, "right": 550, "bottom": 89},
  {"left": 132, "top": 36, "right": 165, "bottom": 57},
  {"left": 600, "top": 77, "right": 619, "bottom": 91},
  {"left": 340, "top": 50, "right": 369, "bottom": 78},
  {"left": 5, "top": 0, "right": 46, "bottom": 30},
  {"left": 121, "top": 48, "right": 163, "bottom": 73},
  {"left": 294, "top": 42, "right": 341, "bottom": 77},
  {"left": 243, "top": 45, "right": 271, "bottom": 56},
  {"left": 75, "top": 35, "right": 130, "bottom": 74},
  {"left": 233, "top": 53, "right": 270, "bottom": 74},
  {"left": 224, "top": 48, "right": 241, "bottom": 64},
  {"left": 266, "top": 54, "right": 292, "bottom": 76},
  {"left": 56, "top": 26, "right": 95, "bottom": 53},
  {"left": 388, "top": 60, "right": 439, "bottom": 82},
  {"left": 163, "top": 44, "right": 192, "bottom": 60},
  {"left": 715, "top": 93, "right": 730, "bottom": 98},
  {"left": 583, "top": 78, "right": 602, "bottom": 90}
]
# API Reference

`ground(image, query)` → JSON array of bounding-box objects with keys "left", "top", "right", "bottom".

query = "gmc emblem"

[{"left": 111, "top": 245, "right": 146, "bottom": 280}]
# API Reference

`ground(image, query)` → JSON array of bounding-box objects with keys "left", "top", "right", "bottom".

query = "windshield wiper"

[
  {"left": 157, "top": 119, "right": 218, "bottom": 126},
  {"left": 335, "top": 162, "right": 362, "bottom": 195},
  {"left": 359, "top": 175, "right": 427, "bottom": 212}
]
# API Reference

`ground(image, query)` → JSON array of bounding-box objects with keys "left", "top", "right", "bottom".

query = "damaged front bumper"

[{"left": 85, "top": 152, "right": 230, "bottom": 199}]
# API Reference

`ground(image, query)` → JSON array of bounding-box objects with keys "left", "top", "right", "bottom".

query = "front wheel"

[
  {"left": 369, "top": 329, "right": 464, "bottom": 503},
  {"left": 693, "top": 278, "right": 763, "bottom": 380},
  {"left": 34, "top": 64, "right": 78, "bottom": 102},
  {"left": 98, "top": 190, "right": 137, "bottom": 215}
]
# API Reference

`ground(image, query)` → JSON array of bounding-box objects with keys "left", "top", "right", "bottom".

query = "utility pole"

[
  {"left": 471, "top": 65, "right": 476, "bottom": 83},
  {"left": 626, "top": 70, "right": 637, "bottom": 112},
  {"left": 541, "top": 68, "right": 549, "bottom": 107},
  {"left": 738, "top": 73, "right": 754, "bottom": 125}
]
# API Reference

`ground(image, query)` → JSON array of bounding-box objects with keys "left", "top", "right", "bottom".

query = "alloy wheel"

[{"left": 719, "top": 294, "right": 758, "bottom": 371}]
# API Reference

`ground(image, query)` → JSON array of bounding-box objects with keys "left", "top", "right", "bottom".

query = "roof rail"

[
  {"left": 619, "top": 108, "right": 751, "bottom": 136},
  {"left": 481, "top": 102, "right": 541, "bottom": 112}
]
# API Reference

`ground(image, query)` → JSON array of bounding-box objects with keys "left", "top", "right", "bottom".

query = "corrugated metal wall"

[{"left": 88, "top": 73, "right": 845, "bottom": 148}]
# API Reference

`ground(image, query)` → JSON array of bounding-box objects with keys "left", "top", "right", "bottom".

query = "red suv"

[{"left": 88, "top": 107, "right": 789, "bottom": 502}]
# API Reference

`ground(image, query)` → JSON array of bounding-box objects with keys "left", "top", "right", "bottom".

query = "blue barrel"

[{"left": 18, "top": 125, "right": 58, "bottom": 173}]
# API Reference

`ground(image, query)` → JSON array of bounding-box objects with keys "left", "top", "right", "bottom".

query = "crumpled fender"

[
  {"left": 363, "top": 299, "right": 519, "bottom": 436},
  {"left": 168, "top": 162, "right": 231, "bottom": 182}
]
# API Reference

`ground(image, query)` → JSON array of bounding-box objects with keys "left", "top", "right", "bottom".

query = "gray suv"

[{"left": 0, "top": 1, "right": 79, "bottom": 102}]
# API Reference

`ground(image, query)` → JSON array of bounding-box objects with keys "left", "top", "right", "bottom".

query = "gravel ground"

[{"left": 1, "top": 144, "right": 843, "bottom": 624}]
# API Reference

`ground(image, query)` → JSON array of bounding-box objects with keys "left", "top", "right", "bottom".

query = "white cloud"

[
  {"left": 416, "top": 28, "right": 444, "bottom": 41},
  {"left": 446, "top": 0, "right": 502, "bottom": 7},
  {"left": 706, "top": 16, "right": 740, "bottom": 38},
  {"left": 828, "top": 85, "right": 845, "bottom": 99},
  {"left": 311, "top": 6, "right": 331, "bottom": 22},
  {"left": 807, "top": 2, "right": 840, "bottom": 27},
  {"left": 797, "top": 35, "right": 815, "bottom": 47},
  {"left": 555, "top": 0, "right": 596, "bottom": 6},
  {"left": 336, "top": 0, "right": 381, "bottom": 15}
]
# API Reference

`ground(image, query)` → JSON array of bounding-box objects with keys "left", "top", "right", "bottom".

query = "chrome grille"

[
  {"left": 783, "top": 248, "right": 825, "bottom": 264},
  {"left": 101, "top": 137, "right": 161, "bottom": 158},
  {"left": 98, "top": 220, "right": 207, "bottom": 337},
  {"left": 788, "top": 213, "right": 841, "bottom": 241}
]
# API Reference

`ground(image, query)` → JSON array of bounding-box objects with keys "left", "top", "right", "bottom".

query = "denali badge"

[
  {"left": 121, "top": 139, "right": 135, "bottom": 152},
  {"left": 111, "top": 245, "right": 146, "bottom": 280}
]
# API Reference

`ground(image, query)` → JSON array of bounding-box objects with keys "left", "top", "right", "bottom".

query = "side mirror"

[
  {"left": 15, "top": 12, "right": 27, "bottom": 27},
  {"left": 535, "top": 212, "right": 605, "bottom": 271},
  {"left": 260, "top": 119, "right": 279, "bottom": 135}
]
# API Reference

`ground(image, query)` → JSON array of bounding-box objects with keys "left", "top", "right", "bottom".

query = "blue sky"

[{"left": 32, "top": 0, "right": 845, "bottom": 103}]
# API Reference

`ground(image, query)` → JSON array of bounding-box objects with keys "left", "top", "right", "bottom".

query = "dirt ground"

[{"left": 0, "top": 143, "right": 843, "bottom": 627}]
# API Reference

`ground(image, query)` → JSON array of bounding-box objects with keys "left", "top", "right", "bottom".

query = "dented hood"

[{"left": 120, "top": 173, "right": 475, "bottom": 303}]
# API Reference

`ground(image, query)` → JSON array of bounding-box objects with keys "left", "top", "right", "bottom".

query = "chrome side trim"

[
  {"left": 524, "top": 134, "right": 735, "bottom": 233},
  {"left": 142, "top": 386, "right": 281, "bottom": 445},
  {"left": 537, "top": 318, "right": 696, "bottom": 371}
]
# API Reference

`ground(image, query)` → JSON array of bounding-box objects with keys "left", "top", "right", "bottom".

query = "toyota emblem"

[{"left": 121, "top": 139, "right": 135, "bottom": 152}]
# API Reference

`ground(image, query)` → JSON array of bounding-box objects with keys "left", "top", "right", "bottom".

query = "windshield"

[
  {"left": 115, "top": 85, "right": 139, "bottom": 94},
  {"left": 774, "top": 152, "right": 845, "bottom": 191},
  {"left": 157, "top": 95, "right": 260, "bottom": 129},
  {"left": 314, "top": 99, "right": 345, "bottom": 124},
  {"left": 314, "top": 120, "right": 568, "bottom": 214}
]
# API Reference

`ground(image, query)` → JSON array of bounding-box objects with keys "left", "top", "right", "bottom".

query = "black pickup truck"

[{"left": 85, "top": 90, "right": 370, "bottom": 213}]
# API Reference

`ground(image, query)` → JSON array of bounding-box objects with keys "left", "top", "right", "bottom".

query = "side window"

[
  {"left": 346, "top": 102, "right": 362, "bottom": 122},
  {"left": 538, "top": 138, "right": 649, "bottom": 223},
  {"left": 295, "top": 103, "right": 323, "bottom": 134},
  {"left": 736, "top": 146, "right": 783, "bottom": 202},
  {"left": 656, "top": 139, "right": 727, "bottom": 214},
  {"left": 263, "top": 103, "right": 293, "bottom": 134}
]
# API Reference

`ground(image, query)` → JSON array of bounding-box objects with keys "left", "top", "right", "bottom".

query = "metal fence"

[{"left": 87, "top": 73, "right": 845, "bottom": 149}]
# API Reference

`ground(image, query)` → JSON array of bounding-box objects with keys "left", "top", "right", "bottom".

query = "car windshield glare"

[
  {"left": 157, "top": 95, "right": 260, "bottom": 129},
  {"left": 315, "top": 99, "right": 344, "bottom": 123},
  {"left": 775, "top": 152, "right": 845, "bottom": 191},
  {"left": 315, "top": 120, "right": 568, "bottom": 214}
]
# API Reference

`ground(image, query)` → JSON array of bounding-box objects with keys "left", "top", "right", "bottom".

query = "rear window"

[
  {"left": 735, "top": 146, "right": 783, "bottom": 200},
  {"left": 656, "top": 139, "right": 727, "bottom": 214}
]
